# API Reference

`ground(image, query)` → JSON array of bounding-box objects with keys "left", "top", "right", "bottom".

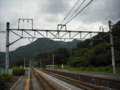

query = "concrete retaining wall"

[{"left": 44, "top": 69, "right": 120, "bottom": 90}]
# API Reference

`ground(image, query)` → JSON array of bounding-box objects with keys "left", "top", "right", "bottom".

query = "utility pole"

[
  {"left": 5, "top": 22, "right": 10, "bottom": 73},
  {"left": 24, "top": 57, "right": 25, "bottom": 68},
  {"left": 40, "top": 60, "right": 41, "bottom": 68},
  {"left": 108, "top": 20, "right": 116, "bottom": 74},
  {"left": 52, "top": 54, "right": 54, "bottom": 68},
  {"left": 29, "top": 60, "right": 31, "bottom": 68}
]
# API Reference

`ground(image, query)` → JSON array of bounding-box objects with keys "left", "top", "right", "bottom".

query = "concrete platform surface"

[
  {"left": 10, "top": 69, "right": 40, "bottom": 90},
  {"left": 11, "top": 70, "right": 28, "bottom": 90}
]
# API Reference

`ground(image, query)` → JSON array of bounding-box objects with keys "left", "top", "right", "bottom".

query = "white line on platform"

[
  {"left": 10, "top": 76, "right": 23, "bottom": 90},
  {"left": 35, "top": 69, "right": 71, "bottom": 90}
]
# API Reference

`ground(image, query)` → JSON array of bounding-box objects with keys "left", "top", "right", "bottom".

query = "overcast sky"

[{"left": 0, "top": 0, "right": 120, "bottom": 52}]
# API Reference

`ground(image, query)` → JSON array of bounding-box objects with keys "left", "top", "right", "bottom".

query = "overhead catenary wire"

[
  {"left": 65, "top": 0, "right": 85, "bottom": 24},
  {"left": 0, "top": 0, "right": 2, "bottom": 30},
  {"left": 41, "top": 0, "right": 85, "bottom": 52},
  {"left": 19, "top": 0, "right": 23, "bottom": 18},
  {"left": 0, "top": 0, "right": 5, "bottom": 38},
  {"left": 65, "top": 0, "right": 93, "bottom": 25},
  {"left": 0, "top": 1, "right": 6, "bottom": 37},
  {"left": 19, "top": 0, "right": 25, "bottom": 29},
  {"left": 55, "top": 1, "right": 82, "bottom": 36},
  {"left": 41, "top": 0, "right": 93, "bottom": 53},
  {"left": 40, "top": 0, "right": 80, "bottom": 52},
  {"left": 60, "top": 0, "right": 80, "bottom": 24},
  {"left": 27, "top": 0, "right": 29, "bottom": 18},
  {"left": 56, "top": 0, "right": 91, "bottom": 36}
]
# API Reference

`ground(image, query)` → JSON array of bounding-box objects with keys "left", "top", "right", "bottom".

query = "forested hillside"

[
  {"left": 0, "top": 38, "right": 82, "bottom": 65},
  {"left": 69, "top": 21, "right": 120, "bottom": 67},
  {"left": 35, "top": 21, "right": 120, "bottom": 68},
  {"left": 1, "top": 21, "right": 120, "bottom": 69}
]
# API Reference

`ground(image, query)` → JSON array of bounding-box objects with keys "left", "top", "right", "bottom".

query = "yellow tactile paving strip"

[{"left": 24, "top": 70, "right": 30, "bottom": 90}]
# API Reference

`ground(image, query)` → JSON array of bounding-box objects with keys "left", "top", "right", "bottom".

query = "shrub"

[
  {"left": 117, "top": 63, "right": 120, "bottom": 68},
  {"left": 13, "top": 68, "right": 25, "bottom": 75},
  {"left": 54, "top": 65, "right": 61, "bottom": 69},
  {"left": 1, "top": 73, "right": 13, "bottom": 82},
  {"left": 79, "top": 67, "right": 86, "bottom": 71},
  {"left": 0, "top": 76, "right": 8, "bottom": 90}
]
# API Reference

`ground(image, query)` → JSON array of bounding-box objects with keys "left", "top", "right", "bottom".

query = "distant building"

[{"left": 46, "top": 65, "right": 54, "bottom": 69}]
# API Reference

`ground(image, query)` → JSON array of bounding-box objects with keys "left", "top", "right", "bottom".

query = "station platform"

[
  {"left": 10, "top": 70, "right": 28, "bottom": 90},
  {"left": 10, "top": 69, "right": 40, "bottom": 90}
]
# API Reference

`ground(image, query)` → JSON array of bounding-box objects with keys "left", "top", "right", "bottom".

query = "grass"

[
  {"left": 38, "top": 68, "right": 43, "bottom": 69},
  {"left": 54, "top": 65, "right": 120, "bottom": 74}
]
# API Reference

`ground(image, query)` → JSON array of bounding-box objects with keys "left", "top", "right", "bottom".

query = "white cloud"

[
  {"left": 77, "top": 0, "right": 120, "bottom": 24},
  {"left": 0, "top": 0, "right": 120, "bottom": 52}
]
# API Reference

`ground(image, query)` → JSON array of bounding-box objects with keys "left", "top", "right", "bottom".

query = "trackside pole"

[
  {"left": 40, "top": 60, "right": 41, "bottom": 68},
  {"left": 6, "top": 22, "right": 10, "bottom": 73},
  {"left": 108, "top": 20, "right": 116, "bottom": 74},
  {"left": 24, "top": 57, "right": 25, "bottom": 69},
  {"left": 52, "top": 54, "right": 54, "bottom": 68}
]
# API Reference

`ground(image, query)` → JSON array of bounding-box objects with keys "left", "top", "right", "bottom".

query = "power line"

[
  {"left": 27, "top": 0, "right": 29, "bottom": 18},
  {"left": 42, "top": 39, "right": 53, "bottom": 52},
  {"left": 0, "top": 0, "right": 2, "bottom": 37},
  {"left": 0, "top": 31, "right": 6, "bottom": 38},
  {"left": 65, "top": 0, "right": 93, "bottom": 25},
  {"left": 19, "top": 0, "right": 23, "bottom": 18},
  {"left": 65, "top": 0, "right": 85, "bottom": 24},
  {"left": 60, "top": 0, "right": 80, "bottom": 24},
  {"left": 0, "top": 31, "right": 6, "bottom": 33},
  {"left": 41, "top": 0, "right": 82, "bottom": 52},
  {"left": 41, "top": 0, "right": 93, "bottom": 53}
]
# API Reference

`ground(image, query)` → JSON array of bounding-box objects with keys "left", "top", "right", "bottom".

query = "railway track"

[
  {"left": 32, "top": 68, "right": 56, "bottom": 90},
  {"left": 10, "top": 68, "right": 118, "bottom": 90},
  {"left": 42, "top": 69, "right": 103, "bottom": 90}
]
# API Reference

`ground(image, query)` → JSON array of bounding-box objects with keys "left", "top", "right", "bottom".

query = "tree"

[
  {"left": 35, "top": 52, "right": 52, "bottom": 67},
  {"left": 53, "top": 48, "right": 70, "bottom": 65}
]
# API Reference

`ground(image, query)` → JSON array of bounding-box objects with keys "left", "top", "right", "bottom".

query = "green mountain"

[
  {"left": 35, "top": 21, "right": 120, "bottom": 68},
  {"left": 69, "top": 21, "right": 120, "bottom": 67},
  {"left": 0, "top": 38, "right": 82, "bottom": 65},
  {"left": 1, "top": 21, "right": 119, "bottom": 68}
]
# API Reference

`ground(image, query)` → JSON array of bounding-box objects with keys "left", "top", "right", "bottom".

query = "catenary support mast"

[
  {"left": 5, "top": 19, "right": 116, "bottom": 74},
  {"left": 108, "top": 20, "right": 116, "bottom": 74},
  {"left": 6, "top": 22, "right": 9, "bottom": 73}
]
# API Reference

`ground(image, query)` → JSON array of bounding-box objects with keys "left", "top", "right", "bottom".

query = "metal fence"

[
  {"left": 0, "top": 69, "right": 13, "bottom": 76},
  {"left": 24, "top": 67, "right": 30, "bottom": 69}
]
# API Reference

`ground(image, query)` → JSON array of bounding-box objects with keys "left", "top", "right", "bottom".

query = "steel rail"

[
  {"left": 42, "top": 70, "right": 102, "bottom": 90},
  {"left": 32, "top": 68, "right": 56, "bottom": 90}
]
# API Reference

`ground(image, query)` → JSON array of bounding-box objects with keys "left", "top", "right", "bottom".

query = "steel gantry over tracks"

[{"left": 5, "top": 19, "right": 116, "bottom": 74}]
